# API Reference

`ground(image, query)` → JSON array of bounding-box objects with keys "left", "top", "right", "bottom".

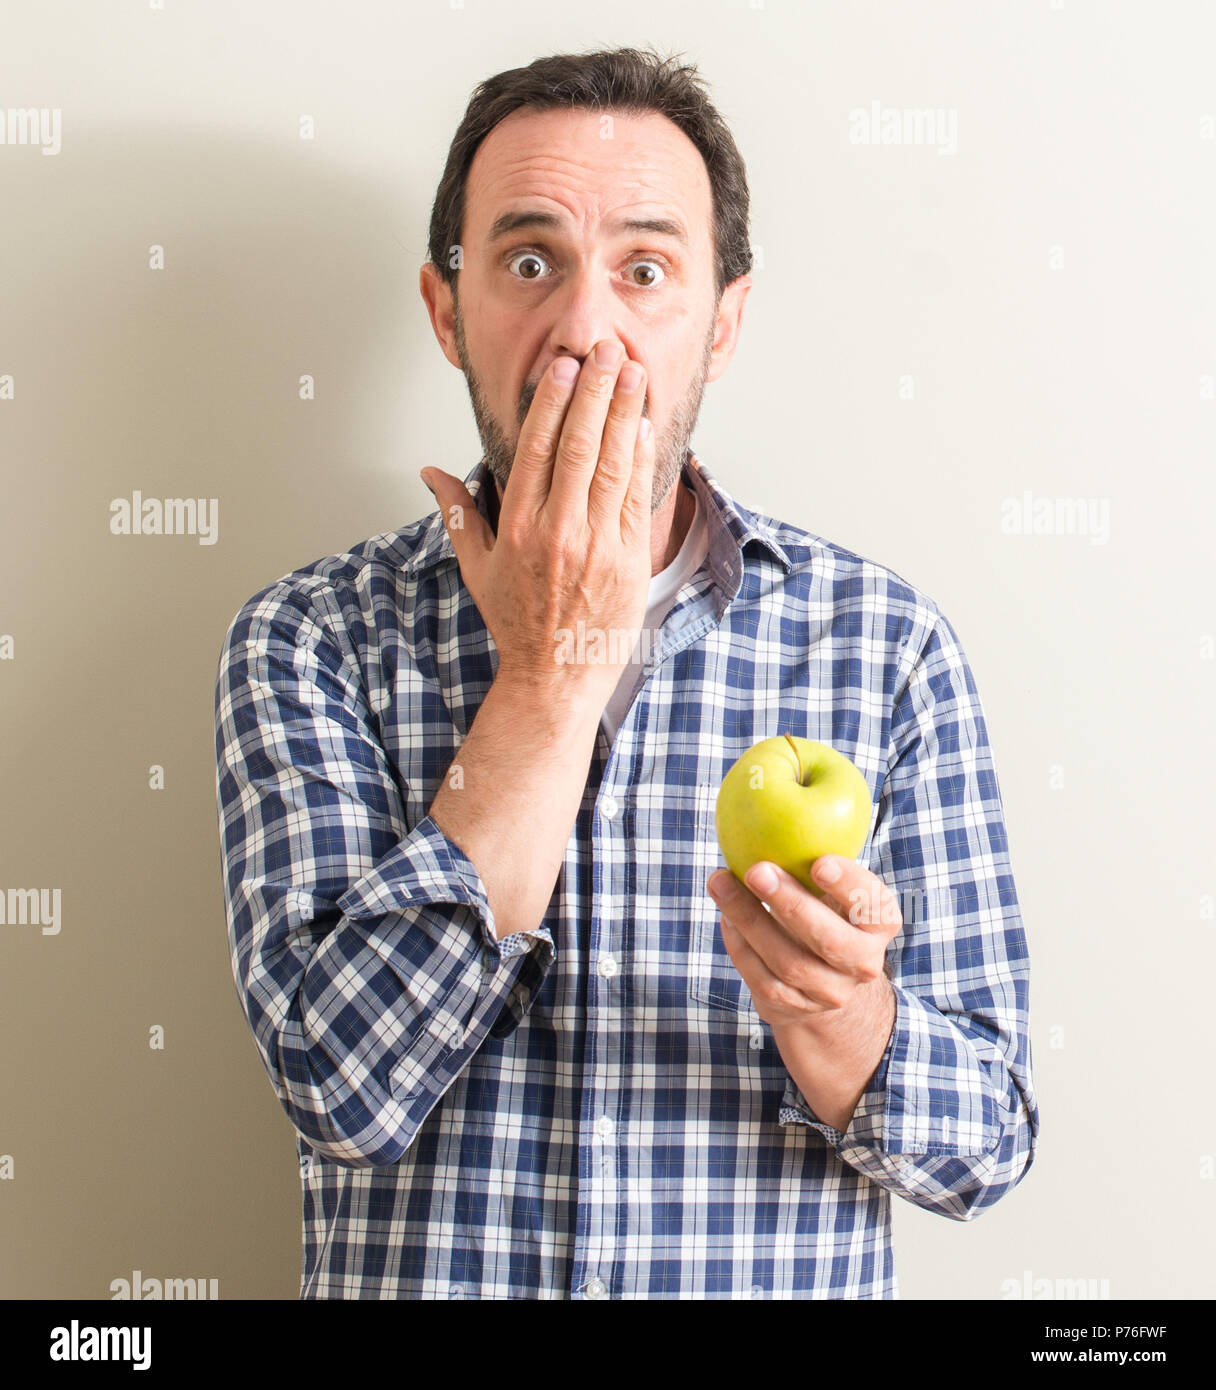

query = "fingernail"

[
  {"left": 746, "top": 863, "right": 779, "bottom": 896},
  {"left": 553, "top": 357, "right": 578, "bottom": 385},
  {"left": 708, "top": 870, "right": 737, "bottom": 900},
  {"left": 618, "top": 363, "right": 642, "bottom": 392},
  {"left": 814, "top": 857, "right": 841, "bottom": 884},
  {"left": 419, "top": 470, "right": 436, "bottom": 495},
  {"left": 595, "top": 341, "right": 622, "bottom": 368}
]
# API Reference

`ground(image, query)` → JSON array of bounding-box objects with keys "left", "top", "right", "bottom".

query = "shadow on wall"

[{"left": 0, "top": 124, "right": 448, "bottom": 1297}]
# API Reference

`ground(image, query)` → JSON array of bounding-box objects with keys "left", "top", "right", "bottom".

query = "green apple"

[{"left": 715, "top": 734, "right": 873, "bottom": 897}]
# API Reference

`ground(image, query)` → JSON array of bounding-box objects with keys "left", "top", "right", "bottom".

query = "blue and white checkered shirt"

[{"left": 214, "top": 450, "right": 1039, "bottom": 1299}]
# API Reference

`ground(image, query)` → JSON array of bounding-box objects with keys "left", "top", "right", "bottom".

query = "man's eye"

[
  {"left": 507, "top": 251, "right": 550, "bottom": 281},
  {"left": 505, "top": 252, "right": 666, "bottom": 287},
  {"left": 628, "top": 260, "right": 665, "bottom": 288}
]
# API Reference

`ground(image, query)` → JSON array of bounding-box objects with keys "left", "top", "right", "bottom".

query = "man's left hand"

[{"left": 706, "top": 855, "right": 902, "bottom": 1029}]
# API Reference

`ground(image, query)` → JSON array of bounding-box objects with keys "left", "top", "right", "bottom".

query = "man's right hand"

[{"left": 420, "top": 339, "right": 655, "bottom": 701}]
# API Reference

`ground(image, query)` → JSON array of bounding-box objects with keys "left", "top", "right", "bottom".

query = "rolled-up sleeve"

[
  {"left": 214, "top": 582, "right": 554, "bottom": 1168},
  {"left": 779, "top": 608, "right": 1039, "bottom": 1221}
]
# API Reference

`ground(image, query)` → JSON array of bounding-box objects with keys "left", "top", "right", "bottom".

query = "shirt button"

[
  {"left": 595, "top": 1115, "right": 615, "bottom": 1138},
  {"left": 750, "top": 1285, "right": 766, "bottom": 1300},
  {"left": 749, "top": 1026, "right": 765, "bottom": 1050},
  {"left": 448, "top": 1283, "right": 464, "bottom": 1298},
  {"left": 585, "top": 1277, "right": 608, "bottom": 1300},
  {"left": 597, "top": 953, "right": 618, "bottom": 978},
  {"left": 600, "top": 795, "right": 619, "bottom": 820}
]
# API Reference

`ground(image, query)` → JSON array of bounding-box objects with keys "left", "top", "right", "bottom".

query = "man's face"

[{"left": 437, "top": 105, "right": 740, "bottom": 513}]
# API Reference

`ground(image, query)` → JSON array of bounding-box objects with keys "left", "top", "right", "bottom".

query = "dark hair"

[{"left": 426, "top": 46, "right": 752, "bottom": 302}]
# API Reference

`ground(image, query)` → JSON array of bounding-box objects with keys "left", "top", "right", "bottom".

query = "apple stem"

[{"left": 783, "top": 732, "right": 804, "bottom": 786}]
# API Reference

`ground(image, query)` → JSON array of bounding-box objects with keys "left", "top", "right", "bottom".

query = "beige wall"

[{"left": 1, "top": 0, "right": 1213, "bottom": 1300}]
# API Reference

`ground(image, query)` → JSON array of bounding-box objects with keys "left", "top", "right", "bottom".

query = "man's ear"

[
  {"left": 419, "top": 262, "right": 464, "bottom": 371},
  {"left": 705, "top": 274, "right": 752, "bottom": 386}
]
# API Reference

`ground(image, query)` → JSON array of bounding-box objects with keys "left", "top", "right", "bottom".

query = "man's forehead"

[{"left": 465, "top": 106, "right": 711, "bottom": 234}]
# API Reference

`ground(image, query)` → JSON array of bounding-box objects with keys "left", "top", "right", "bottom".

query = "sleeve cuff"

[
  {"left": 335, "top": 812, "right": 555, "bottom": 1077},
  {"left": 778, "top": 982, "right": 1004, "bottom": 1160},
  {"left": 335, "top": 811, "right": 555, "bottom": 965}
]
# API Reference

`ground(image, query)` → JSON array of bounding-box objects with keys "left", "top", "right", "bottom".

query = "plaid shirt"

[{"left": 214, "top": 450, "right": 1039, "bottom": 1300}]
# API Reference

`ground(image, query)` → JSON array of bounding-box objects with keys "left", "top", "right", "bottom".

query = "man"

[{"left": 214, "top": 46, "right": 1038, "bottom": 1300}]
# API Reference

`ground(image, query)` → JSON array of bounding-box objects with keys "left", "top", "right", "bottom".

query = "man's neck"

[
  {"left": 655, "top": 473, "right": 696, "bottom": 574},
  {"left": 487, "top": 464, "right": 696, "bottom": 578}
]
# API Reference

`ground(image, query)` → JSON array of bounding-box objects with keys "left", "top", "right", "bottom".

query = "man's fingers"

[
  {"left": 619, "top": 410, "right": 656, "bottom": 544},
  {"left": 546, "top": 340, "right": 626, "bottom": 520},
  {"left": 586, "top": 360, "right": 647, "bottom": 524},
  {"left": 711, "top": 864, "right": 875, "bottom": 978},
  {"left": 500, "top": 356, "right": 580, "bottom": 526}
]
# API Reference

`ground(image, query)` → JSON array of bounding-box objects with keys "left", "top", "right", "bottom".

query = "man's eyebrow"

[{"left": 486, "top": 209, "right": 688, "bottom": 247}]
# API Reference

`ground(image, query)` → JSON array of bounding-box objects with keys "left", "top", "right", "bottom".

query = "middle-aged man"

[{"left": 215, "top": 46, "right": 1039, "bottom": 1300}]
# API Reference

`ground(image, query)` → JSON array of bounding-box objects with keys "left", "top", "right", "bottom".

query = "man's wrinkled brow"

[{"left": 486, "top": 209, "right": 689, "bottom": 246}]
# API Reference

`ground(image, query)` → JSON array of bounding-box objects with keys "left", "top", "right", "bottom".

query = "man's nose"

[{"left": 544, "top": 264, "right": 624, "bottom": 367}]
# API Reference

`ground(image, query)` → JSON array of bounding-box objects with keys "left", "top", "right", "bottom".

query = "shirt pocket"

[{"left": 687, "top": 781, "right": 761, "bottom": 1018}]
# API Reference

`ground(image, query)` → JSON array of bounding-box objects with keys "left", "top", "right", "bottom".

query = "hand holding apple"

[
  {"left": 706, "top": 851, "right": 901, "bottom": 1025},
  {"left": 707, "top": 736, "right": 901, "bottom": 1028}
]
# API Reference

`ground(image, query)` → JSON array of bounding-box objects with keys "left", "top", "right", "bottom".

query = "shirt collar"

[{"left": 407, "top": 450, "right": 794, "bottom": 595}]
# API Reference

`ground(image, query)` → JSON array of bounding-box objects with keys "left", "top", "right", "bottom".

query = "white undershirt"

[{"left": 600, "top": 482, "right": 710, "bottom": 742}]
